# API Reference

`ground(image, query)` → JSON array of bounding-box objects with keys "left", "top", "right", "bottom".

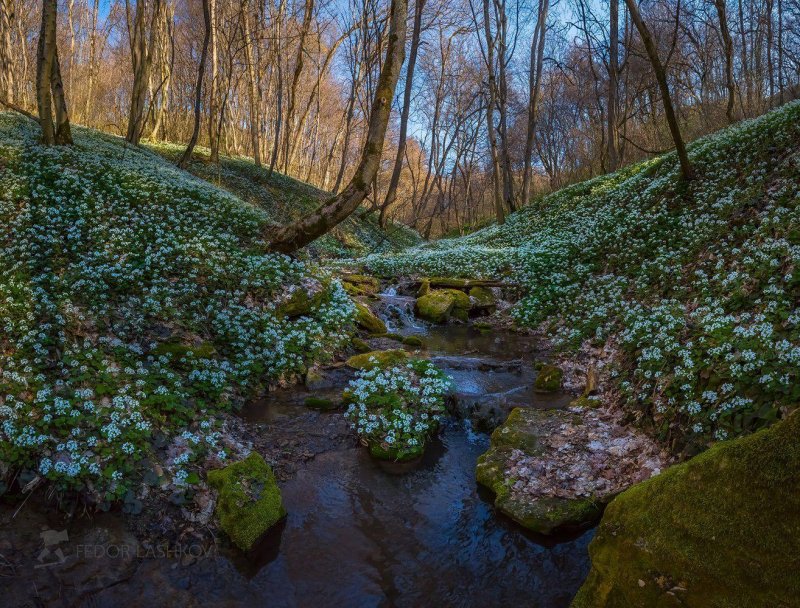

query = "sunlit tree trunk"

[{"left": 178, "top": 0, "right": 211, "bottom": 168}]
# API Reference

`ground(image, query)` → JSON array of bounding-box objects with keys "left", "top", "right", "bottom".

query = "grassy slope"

[
  {"left": 0, "top": 113, "right": 356, "bottom": 501},
  {"left": 366, "top": 102, "right": 800, "bottom": 447},
  {"left": 146, "top": 141, "right": 420, "bottom": 258}
]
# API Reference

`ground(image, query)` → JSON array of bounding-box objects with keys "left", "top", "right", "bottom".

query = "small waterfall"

[{"left": 374, "top": 291, "right": 426, "bottom": 333}]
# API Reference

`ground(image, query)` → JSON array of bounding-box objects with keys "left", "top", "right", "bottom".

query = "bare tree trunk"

[
  {"left": 380, "top": 0, "right": 426, "bottom": 227},
  {"left": 178, "top": 0, "right": 211, "bottom": 169},
  {"left": 266, "top": 0, "right": 408, "bottom": 253},
  {"left": 268, "top": 0, "right": 286, "bottom": 177},
  {"left": 208, "top": 0, "right": 219, "bottom": 162},
  {"left": 36, "top": 0, "right": 57, "bottom": 144},
  {"left": 332, "top": 73, "right": 359, "bottom": 194},
  {"left": 282, "top": 0, "right": 314, "bottom": 173},
  {"left": 624, "top": 0, "right": 693, "bottom": 180},
  {"left": 242, "top": 0, "right": 261, "bottom": 166},
  {"left": 51, "top": 46, "right": 72, "bottom": 144},
  {"left": 84, "top": 0, "right": 99, "bottom": 123},
  {"left": 607, "top": 0, "right": 620, "bottom": 170},
  {"left": 482, "top": 0, "right": 505, "bottom": 223},
  {"left": 0, "top": 0, "right": 15, "bottom": 104},
  {"left": 521, "top": 0, "right": 548, "bottom": 203},
  {"left": 126, "top": 0, "right": 161, "bottom": 145},
  {"left": 714, "top": 0, "right": 736, "bottom": 123}
]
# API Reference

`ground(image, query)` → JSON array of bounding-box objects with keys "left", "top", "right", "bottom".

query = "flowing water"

[{"left": 0, "top": 298, "right": 592, "bottom": 607}]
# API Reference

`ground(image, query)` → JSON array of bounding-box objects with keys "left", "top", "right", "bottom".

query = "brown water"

[{"left": 1, "top": 323, "right": 592, "bottom": 607}]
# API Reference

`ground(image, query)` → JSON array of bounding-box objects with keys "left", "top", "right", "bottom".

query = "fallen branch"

[{"left": 0, "top": 98, "right": 40, "bottom": 124}]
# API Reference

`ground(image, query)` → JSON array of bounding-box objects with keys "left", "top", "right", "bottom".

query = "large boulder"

[
  {"left": 469, "top": 286, "right": 497, "bottom": 311},
  {"left": 415, "top": 291, "right": 456, "bottom": 323},
  {"left": 477, "top": 407, "right": 665, "bottom": 536},
  {"left": 415, "top": 289, "right": 471, "bottom": 323},
  {"left": 572, "top": 412, "right": 800, "bottom": 608},
  {"left": 207, "top": 452, "right": 286, "bottom": 552}
]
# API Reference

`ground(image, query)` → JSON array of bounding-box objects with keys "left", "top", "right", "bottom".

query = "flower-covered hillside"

[
  {"left": 147, "top": 141, "right": 421, "bottom": 259},
  {"left": 366, "top": 102, "right": 800, "bottom": 447},
  {"left": 0, "top": 113, "right": 355, "bottom": 501}
]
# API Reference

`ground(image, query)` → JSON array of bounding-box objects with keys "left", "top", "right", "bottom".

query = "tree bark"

[
  {"left": 242, "top": 0, "right": 261, "bottom": 166},
  {"left": 624, "top": 0, "right": 693, "bottom": 180},
  {"left": 607, "top": 0, "right": 620, "bottom": 170},
  {"left": 521, "top": 0, "right": 549, "bottom": 203},
  {"left": 714, "top": 0, "right": 736, "bottom": 123},
  {"left": 36, "top": 0, "right": 74, "bottom": 145},
  {"left": 482, "top": 0, "right": 506, "bottom": 223},
  {"left": 380, "top": 0, "right": 426, "bottom": 227},
  {"left": 178, "top": 0, "right": 211, "bottom": 169},
  {"left": 266, "top": 0, "right": 408, "bottom": 253},
  {"left": 208, "top": 0, "right": 219, "bottom": 162}
]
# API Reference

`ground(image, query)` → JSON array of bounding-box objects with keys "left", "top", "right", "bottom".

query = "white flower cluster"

[{"left": 344, "top": 359, "right": 451, "bottom": 457}]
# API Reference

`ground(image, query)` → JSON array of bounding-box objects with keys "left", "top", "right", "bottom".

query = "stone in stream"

[
  {"left": 207, "top": 452, "right": 286, "bottom": 552},
  {"left": 476, "top": 407, "right": 666, "bottom": 536},
  {"left": 415, "top": 289, "right": 471, "bottom": 323},
  {"left": 573, "top": 411, "right": 800, "bottom": 607},
  {"left": 534, "top": 364, "right": 563, "bottom": 392}
]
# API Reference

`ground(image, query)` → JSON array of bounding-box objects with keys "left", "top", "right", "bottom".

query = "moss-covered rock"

[
  {"left": 572, "top": 412, "right": 800, "bottom": 607},
  {"left": 346, "top": 349, "right": 408, "bottom": 370},
  {"left": 341, "top": 274, "right": 380, "bottom": 293},
  {"left": 207, "top": 453, "right": 286, "bottom": 552},
  {"left": 304, "top": 396, "right": 337, "bottom": 410},
  {"left": 351, "top": 337, "right": 372, "bottom": 353},
  {"left": 354, "top": 302, "right": 387, "bottom": 334},
  {"left": 417, "top": 278, "right": 431, "bottom": 297},
  {"left": 415, "top": 291, "right": 456, "bottom": 323},
  {"left": 477, "top": 408, "right": 604, "bottom": 535},
  {"left": 469, "top": 286, "right": 496, "bottom": 310},
  {"left": 402, "top": 335, "right": 425, "bottom": 348},
  {"left": 368, "top": 440, "right": 425, "bottom": 462},
  {"left": 534, "top": 364, "right": 563, "bottom": 392}
]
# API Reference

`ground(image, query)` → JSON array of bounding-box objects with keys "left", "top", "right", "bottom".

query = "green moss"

[
  {"left": 570, "top": 396, "right": 603, "bottom": 409},
  {"left": 207, "top": 452, "right": 286, "bottom": 552},
  {"left": 276, "top": 287, "right": 325, "bottom": 318},
  {"left": 346, "top": 349, "right": 408, "bottom": 370},
  {"left": 441, "top": 288, "right": 471, "bottom": 311},
  {"left": 469, "top": 286, "right": 496, "bottom": 309},
  {"left": 304, "top": 396, "right": 337, "bottom": 410},
  {"left": 415, "top": 291, "right": 456, "bottom": 323},
  {"left": 153, "top": 340, "right": 216, "bottom": 360},
  {"left": 342, "top": 274, "right": 380, "bottom": 292},
  {"left": 573, "top": 412, "right": 800, "bottom": 607},
  {"left": 417, "top": 278, "right": 431, "bottom": 297},
  {"left": 351, "top": 337, "right": 372, "bottom": 353},
  {"left": 402, "top": 335, "right": 425, "bottom": 348},
  {"left": 534, "top": 364, "right": 563, "bottom": 392},
  {"left": 354, "top": 302, "right": 387, "bottom": 334},
  {"left": 385, "top": 332, "right": 405, "bottom": 341}
]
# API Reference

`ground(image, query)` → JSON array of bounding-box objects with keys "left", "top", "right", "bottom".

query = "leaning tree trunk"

[
  {"left": 265, "top": 0, "right": 409, "bottom": 254},
  {"left": 624, "top": 0, "right": 693, "bottom": 180},
  {"left": 178, "top": 0, "right": 211, "bottom": 168}
]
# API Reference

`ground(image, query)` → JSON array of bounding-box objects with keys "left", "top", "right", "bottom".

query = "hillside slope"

[
  {"left": 147, "top": 141, "right": 420, "bottom": 258},
  {"left": 366, "top": 102, "right": 800, "bottom": 447},
  {"left": 0, "top": 113, "right": 356, "bottom": 500}
]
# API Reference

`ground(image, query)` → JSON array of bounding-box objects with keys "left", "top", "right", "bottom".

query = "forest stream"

[{"left": 0, "top": 290, "right": 593, "bottom": 608}]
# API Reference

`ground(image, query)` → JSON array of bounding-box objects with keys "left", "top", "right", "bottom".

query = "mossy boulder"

[
  {"left": 207, "top": 453, "right": 286, "bottom": 552},
  {"left": 477, "top": 408, "right": 604, "bottom": 535},
  {"left": 346, "top": 349, "right": 408, "bottom": 370},
  {"left": 534, "top": 364, "right": 563, "bottom": 392},
  {"left": 415, "top": 291, "right": 456, "bottom": 323},
  {"left": 341, "top": 274, "right": 380, "bottom": 293},
  {"left": 572, "top": 412, "right": 800, "bottom": 607},
  {"left": 469, "top": 286, "right": 496, "bottom": 310},
  {"left": 354, "top": 302, "right": 387, "bottom": 334}
]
